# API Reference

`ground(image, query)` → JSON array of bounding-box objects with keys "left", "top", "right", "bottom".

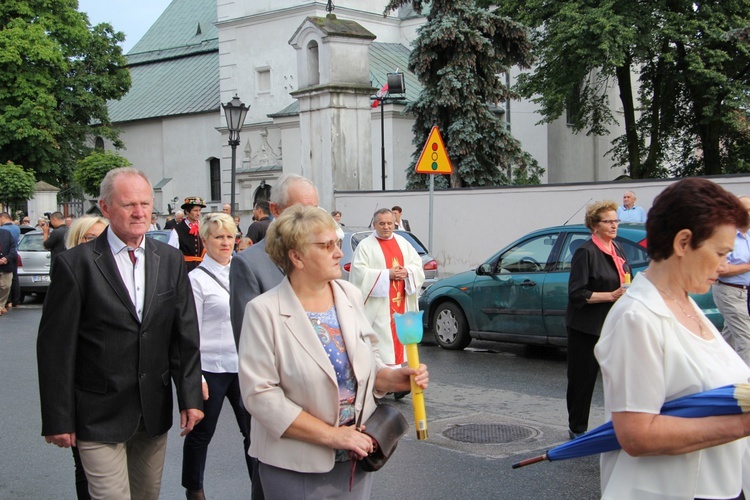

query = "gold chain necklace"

[{"left": 657, "top": 287, "right": 710, "bottom": 340}]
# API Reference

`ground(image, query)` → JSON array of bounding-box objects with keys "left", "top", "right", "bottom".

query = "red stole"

[{"left": 376, "top": 237, "right": 406, "bottom": 364}]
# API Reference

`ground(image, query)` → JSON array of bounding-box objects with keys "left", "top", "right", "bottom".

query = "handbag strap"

[{"left": 196, "top": 265, "right": 230, "bottom": 294}]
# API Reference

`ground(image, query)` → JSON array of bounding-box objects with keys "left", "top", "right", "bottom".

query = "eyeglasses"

[
  {"left": 310, "top": 239, "right": 343, "bottom": 252},
  {"left": 598, "top": 219, "right": 621, "bottom": 225}
]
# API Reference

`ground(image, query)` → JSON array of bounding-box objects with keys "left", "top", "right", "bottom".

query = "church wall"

[
  {"left": 334, "top": 175, "right": 750, "bottom": 276},
  {"left": 111, "top": 112, "right": 221, "bottom": 214}
]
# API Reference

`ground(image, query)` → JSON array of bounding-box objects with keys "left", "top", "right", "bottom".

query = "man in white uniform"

[{"left": 350, "top": 208, "right": 425, "bottom": 367}]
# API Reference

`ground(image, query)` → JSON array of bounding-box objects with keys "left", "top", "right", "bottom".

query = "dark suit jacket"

[
  {"left": 565, "top": 238, "right": 630, "bottom": 336},
  {"left": 396, "top": 219, "right": 411, "bottom": 232},
  {"left": 0, "top": 229, "right": 17, "bottom": 273},
  {"left": 37, "top": 228, "right": 202, "bottom": 442},
  {"left": 229, "top": 239, "right": 284, "bottom": 347}
]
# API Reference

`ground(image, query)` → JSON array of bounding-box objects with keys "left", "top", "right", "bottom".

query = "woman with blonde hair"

[
  {"left": 182, "top": 212, "right": 252, "bottom": 499},
  {"left": 239, "top": 205, "right": 428, "bottom": 498},
  {"left": 65, "top": 216, "right": 109, "bottom": 249}
]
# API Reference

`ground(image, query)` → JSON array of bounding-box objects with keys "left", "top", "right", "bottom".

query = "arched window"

[
  {"left": 307, "top": 40, "right": 320, "bottom": 86},
  {"left": 94, "top": 136, "right": 105, "bottom": 150},
  {"left": 254, "top": 182, "right": 271, "bottom": 205}
]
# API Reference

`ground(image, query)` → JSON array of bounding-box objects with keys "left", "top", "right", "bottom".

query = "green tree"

[
  {"left": 0, "top": 0, "right": 131, "bottom": 185},
  {"left": 384, "top": 0, "right": 544, "bottom": 188},
  {"left": 73, "top": 151, "right": 131, "bottom": 197},
  {"left": 488, "top": 0, "right": 750, "bottom": 178},
  {"left": 0, "top": 160, "right": 36, "bottom": 213}
]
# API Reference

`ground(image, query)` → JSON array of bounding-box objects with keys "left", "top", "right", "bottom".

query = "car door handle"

[{"left": 519, "top": 280, "right": 536, "bottom": 287}]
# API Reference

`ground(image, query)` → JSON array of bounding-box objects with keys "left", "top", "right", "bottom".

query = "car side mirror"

[{"left": 477, "top": 263, "right": 492, "bottom": 275}]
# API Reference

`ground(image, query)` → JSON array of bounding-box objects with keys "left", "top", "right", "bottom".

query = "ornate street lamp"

[{"left": 222, "top": 95, "right": 250, "bottom": 215}]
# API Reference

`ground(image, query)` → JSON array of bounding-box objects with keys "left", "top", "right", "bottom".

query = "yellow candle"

[{"left": 405, "top": 343, "right": 428, "bottom": 440}]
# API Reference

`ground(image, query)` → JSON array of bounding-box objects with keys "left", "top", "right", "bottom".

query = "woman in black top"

[{"left": 565, "top": 200, "right": 630, "bottom": 439}]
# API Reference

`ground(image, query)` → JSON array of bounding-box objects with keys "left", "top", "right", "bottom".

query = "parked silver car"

[
  {"left": 340, "top": 227, "right": 438, "bottom": 292},
  {"left": 17, "top": 230, "right": 50, "bottom": 303}
]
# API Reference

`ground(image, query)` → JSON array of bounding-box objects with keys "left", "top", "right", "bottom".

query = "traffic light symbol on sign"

[{"left": 415, "top": 126, "right": 453, "bottom": 174}]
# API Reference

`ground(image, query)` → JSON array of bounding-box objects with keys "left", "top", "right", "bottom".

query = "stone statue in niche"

[{"left": 241, "top": 128, "right": 282, "bottom": 170}]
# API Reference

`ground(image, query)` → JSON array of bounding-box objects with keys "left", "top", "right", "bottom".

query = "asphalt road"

[{"left": 1, "top": 298, "right": 603, "bottom": 499}]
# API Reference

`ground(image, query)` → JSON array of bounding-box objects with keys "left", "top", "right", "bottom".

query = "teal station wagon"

[{"left": 419, "top": 223, "right": 721, "bottom": 350}]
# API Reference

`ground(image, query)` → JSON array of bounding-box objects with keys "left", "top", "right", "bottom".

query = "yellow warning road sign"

[{"left": 415, "top": 126, "right": 453, "bottom": 174}]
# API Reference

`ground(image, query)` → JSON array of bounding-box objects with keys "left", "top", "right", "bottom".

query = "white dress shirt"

[
  {"left": 189, "top": 254, "right": 238, "bottom": 373},
  {"left": 167, "top": 220, "right": 195, "bottom": 248},
  {"left": 106, "top": 229, "right": 146, "bottom": 322}
]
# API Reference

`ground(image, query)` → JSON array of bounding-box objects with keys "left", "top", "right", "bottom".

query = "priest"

[{"left": 350, "top": 208, "right": 425, "bottom": 366}]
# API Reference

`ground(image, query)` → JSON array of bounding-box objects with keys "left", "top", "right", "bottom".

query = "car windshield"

[
  {"left": 350, "top": 230, "right": 429, "bottom": 255},
  {"left": 18, "top": 233, "right": 45, "bottom": 251}
]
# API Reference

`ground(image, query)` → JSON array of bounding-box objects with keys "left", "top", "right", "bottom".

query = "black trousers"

[
  {"left": 8, "top": 268, "right": 19, "bottom": 305},
  {"left": 182, "top": 372, "right": 252, "bottom": 491},
  {"left": 72, "top": 446, "right": 90, "bottom": 500},
  {"left": 566, "top": 327, "right": 600, "bottom": 434}
]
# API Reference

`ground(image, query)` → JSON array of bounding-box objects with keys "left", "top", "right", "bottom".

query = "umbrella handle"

[{"left": 512, "top": 453, "right": 549, "bottom": 469}]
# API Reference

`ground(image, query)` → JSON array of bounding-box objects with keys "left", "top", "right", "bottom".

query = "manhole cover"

[{"left": 443, "top": 423, "right": 539, "bottom": 444}]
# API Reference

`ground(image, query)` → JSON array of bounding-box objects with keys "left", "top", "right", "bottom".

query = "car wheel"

[{"left": 433, "top": 302, "right": 471, "bottom": 350}]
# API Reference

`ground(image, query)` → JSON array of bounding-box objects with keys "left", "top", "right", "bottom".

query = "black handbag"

[
  {"left": 358, "top": 403, "right": 409, "bottom": 472},
  {"left": 347, "top": 360, "right": 409, "bottom": 490}
]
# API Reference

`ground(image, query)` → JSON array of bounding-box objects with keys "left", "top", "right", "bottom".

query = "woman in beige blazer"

[{"left": 238, "top": 205, "right": 428, "bottom": 498}]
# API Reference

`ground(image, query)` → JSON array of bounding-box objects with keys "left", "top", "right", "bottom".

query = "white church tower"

[{"left": 289, "top": 14, "right": 376, "bottom": 209}]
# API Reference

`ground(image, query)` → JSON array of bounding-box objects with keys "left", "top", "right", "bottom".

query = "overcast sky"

[{"left": 77, "top": 0, "right": 173, "bottom": 53}]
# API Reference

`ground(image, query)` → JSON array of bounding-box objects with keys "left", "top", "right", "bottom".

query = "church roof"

[
  {"left": 108, "top": 1, "right": 420, "bottom": 124},
  {"left": 107, "top": 0, "right": 219, "bottom": 124}
]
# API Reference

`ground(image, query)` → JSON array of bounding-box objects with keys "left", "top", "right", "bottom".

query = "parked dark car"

[
  {"left": 17, "top": 230, "right": 50, "bottom": 303},
  {"left": 340, "top": 227, "right": 438, "bottom": 293},
  {"left": 419, "top": 223, "right": 721, "bottom": 350}
]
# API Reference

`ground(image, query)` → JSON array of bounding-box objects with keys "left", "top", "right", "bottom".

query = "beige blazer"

[{"left": 238, "top": 278, "right": 386, "bottom": 473}]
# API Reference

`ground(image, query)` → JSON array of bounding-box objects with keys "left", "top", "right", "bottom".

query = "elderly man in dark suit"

[
  {"left": 229, "top": 173, "right": 318, "bottom": 499},
  {"left": 37, "top": 167, "right": 204, "bottom": 500}
]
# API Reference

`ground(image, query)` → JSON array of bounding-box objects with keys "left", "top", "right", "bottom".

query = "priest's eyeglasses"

[{"left": 311, "top": 239, "right": 343, "bottom": 252}]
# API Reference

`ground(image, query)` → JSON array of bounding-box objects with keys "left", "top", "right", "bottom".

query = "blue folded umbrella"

[{"left": 512, "top": 384, "right": 750, "bottom": 468}]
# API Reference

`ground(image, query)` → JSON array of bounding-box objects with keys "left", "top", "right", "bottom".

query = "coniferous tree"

[{"left": 385, "top": 0, "right": 544, "bottom": 188}]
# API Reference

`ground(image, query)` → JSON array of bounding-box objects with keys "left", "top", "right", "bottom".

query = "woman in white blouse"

[
  {"left": 182, "top": 213, "right": 251, "bottom": 500},
  {"left": 595, "top": 178, "right": 750, "bottom": 500}
]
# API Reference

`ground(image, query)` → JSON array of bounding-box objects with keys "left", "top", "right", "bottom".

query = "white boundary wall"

[{"left": 334, "top": 175, "right": 750, "bottom": 276}]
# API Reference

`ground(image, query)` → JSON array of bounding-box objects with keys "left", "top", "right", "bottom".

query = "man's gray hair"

[
  {"left": 175, "top": 210, "right": 184, "bottom": 217},
  {"left": 373, "top": 208, "right": 393, "bottom": 220},
  {"left": 624, "top": 190, "right": 636, "bottom": 198},
  {"left": 270, "top": 174, "right": 317, "bottom": 209},
  {"left": 100, "top": 167, "right": 153, "bottom": 205}
]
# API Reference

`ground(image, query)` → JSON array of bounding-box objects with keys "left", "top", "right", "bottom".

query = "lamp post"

[
  {"left": 373, "top": 72, "right": 406, "bottom": 191},
  {"left": 222, "top": 95, "right": 250, "bottom": 215}
]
